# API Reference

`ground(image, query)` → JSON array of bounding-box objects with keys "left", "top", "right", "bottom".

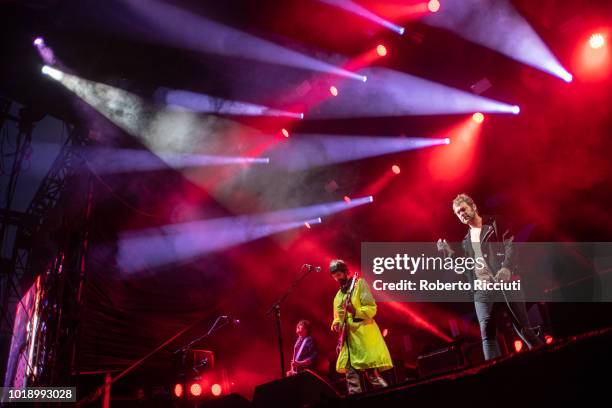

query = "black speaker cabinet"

[
  {"left": 199, "top": 393, "right": 252, "bottom": 408},
  {"left": 253, "top": 370, "right": 339, "bottom": 408}
]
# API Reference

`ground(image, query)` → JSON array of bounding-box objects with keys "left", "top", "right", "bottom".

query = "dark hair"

[
  {"left": 329, "top": 259, "right": 348, "bottom": 274},
  {"left": 297, "top": 319, "right": 311, "bottom": 334}
]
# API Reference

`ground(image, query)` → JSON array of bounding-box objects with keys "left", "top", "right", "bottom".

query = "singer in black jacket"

[{"left": 439, "top": 194, "right": 543, "bottom": 360}]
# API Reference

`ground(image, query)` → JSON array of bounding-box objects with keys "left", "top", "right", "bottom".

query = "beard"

[
  {"left": 338, "top": 278, "right": 349, "bottom": 291},
  {"left": 461, "top": 211, "right": 474, "bottom": 223}
]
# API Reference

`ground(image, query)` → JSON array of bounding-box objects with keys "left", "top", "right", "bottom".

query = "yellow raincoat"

[{"left": 331, "top": 278, "right": 393, "bottom": 373}]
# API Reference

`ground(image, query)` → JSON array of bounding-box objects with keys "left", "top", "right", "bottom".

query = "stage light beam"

[
  {"left": 190, "top": 383, "right": 202, "bottom": 397},
  {"left": 159, "top": 88, "right": 305, "bottom": 118},
  {"left": 472, "top": 112, "right": 484, "bottom": 123},
  {"left": 81, "top": 146, "right": 269, "bottom": 173},
  {"left": 211, "top": 384, "right": 222, "bottom": 397},
  {"left": 34, "top": 39, "right": 56, "bottom": 65},
  {"left": 589, "top": 33, "right": 605, "bottom": 49},
  {"left": 118, "top": 200, "right": 370, "bottom": 273},
  {"left": 572, "top": 29, "right": 610, "bottom": 81},
  {"left": 265, "top": 134, "right": 448, "bottom": 171},
  {"left": 424, "top": 0, "right": 572, "bottom": 82},
  {"left": 560, "top": 72, "right": 573, "bottom": 83},
  {"left": 310, "top": 67, "right": 522, "bottom": 118},
  {"left": 125, "top": 0, "right": 367, "bottom": 81},
  {"left": 428, "top": 0, "right": 441, "bottom": 13},
  {"left": 304, "top": 217, "right": 322, "bottom": 229},
  {"left": 514, "top": 340, "right": 524, "bottom": 352},
  {"left": 384, "top": 301, "right": 454, "bottom": 342},
  {"left": 41, "top": 65, "right": 63, "bottom": 81},
  {"left": 318, "top": 0, "right": 405, "bottom": 35},
  {"left": 376, "top": 44, "right": 388, "bottom": 57},
  {"left": 428, "top": 117, "right": 483, "bottom": 181}
]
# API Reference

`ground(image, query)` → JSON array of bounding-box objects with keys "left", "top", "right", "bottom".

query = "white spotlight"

[
  {"left": 41, "top": 65, "right": 63, "bottom": 81},
  {"left": 511, "top": 105, "right": 521, "bottom": 115}
]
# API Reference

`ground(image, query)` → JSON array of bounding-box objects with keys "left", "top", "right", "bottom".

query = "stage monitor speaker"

[
  {"left": 253, "top": 370, "right": 339, "bottom": 408},
  {"left": 417, "top": 343, "right": 464, "bottom": 377}
]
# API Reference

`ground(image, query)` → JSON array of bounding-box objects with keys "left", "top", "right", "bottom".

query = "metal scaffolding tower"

[{"left": 1, "top": 114, "right": 91, "bottom": 387}]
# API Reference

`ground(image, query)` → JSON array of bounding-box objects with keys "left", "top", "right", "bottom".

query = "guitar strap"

[{"left": 294, "top": 336, "right": 308, "bottom": 362}]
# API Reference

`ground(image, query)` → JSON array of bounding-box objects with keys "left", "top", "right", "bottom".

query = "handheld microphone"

[{"left": 304, "top": 264, "right": 322, "bottom": 272}]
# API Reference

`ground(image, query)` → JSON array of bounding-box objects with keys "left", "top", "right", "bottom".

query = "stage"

[{"left": 1, "top": 0, "right": 611, "bottom": 406}]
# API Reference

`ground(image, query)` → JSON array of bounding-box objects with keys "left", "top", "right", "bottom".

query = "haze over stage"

[{"left": 0, "top": 0, "right": 610, "bottom": 405}]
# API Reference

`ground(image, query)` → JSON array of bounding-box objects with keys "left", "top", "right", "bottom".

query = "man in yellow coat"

[{"left": 330, "top": 259, "right": 393, "bottom": 394}]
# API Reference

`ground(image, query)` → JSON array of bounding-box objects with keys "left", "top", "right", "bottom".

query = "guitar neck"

[{"left": 341, "top": 275, "right": 358, "bottom": 313}]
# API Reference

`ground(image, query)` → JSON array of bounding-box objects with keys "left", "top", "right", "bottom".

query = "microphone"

[
  {"left": 304, "top": 264, "right": 322, "bottom": 272},
  {"left": 221, "top": 315, "right": 240, "bottom": 325}
]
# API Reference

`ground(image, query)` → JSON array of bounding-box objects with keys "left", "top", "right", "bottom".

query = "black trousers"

[{"left": 474, "top": 301, "right": 544, "bottom": 360}]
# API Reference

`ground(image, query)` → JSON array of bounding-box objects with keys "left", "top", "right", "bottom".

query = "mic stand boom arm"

[
  {"left": 265, "top": 264, "right": 318, "bottom": 378},
  {"left": 173, "top": 315, "right": 231, "bottom": 355}
]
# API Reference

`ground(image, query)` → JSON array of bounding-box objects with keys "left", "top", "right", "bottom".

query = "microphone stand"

[
  {"left": 265, "top": 264, "right": 318, "bottom": 378},
  {"left": 174, "top": 315, "right": 231, "bottom": 354},
  {"left": 77, "top": 315, "right": 210, "bottom": 406},
  {"left": 173, "top": 316, "right": 233, "bottom": 373}
]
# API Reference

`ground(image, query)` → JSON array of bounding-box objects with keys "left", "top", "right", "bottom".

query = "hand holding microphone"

[
  {"left": 437, "top": 238, "right": 454, "bottom": 257},
  {"left": 303, "top": 264, "right": 322, "bottom": 272}
]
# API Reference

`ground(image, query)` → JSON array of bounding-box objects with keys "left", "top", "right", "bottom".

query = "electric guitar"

[
  {"left": 287, "top": 336, "right": 312, "bottom": 376},
  {"left": 287, "top": 360, "right": 305, "bottom": 376},
  {"left": 336, "top": 273, "right": 359, "bottom": 355}
]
